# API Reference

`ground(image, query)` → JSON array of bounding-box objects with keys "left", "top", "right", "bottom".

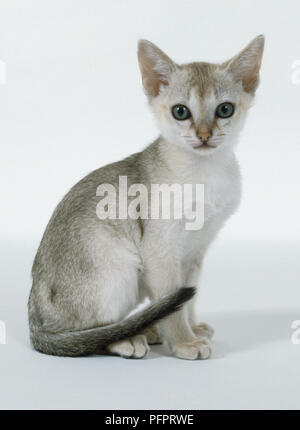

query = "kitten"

[{"left": 28, "top": 36, "right": 264, "bottom": 359}]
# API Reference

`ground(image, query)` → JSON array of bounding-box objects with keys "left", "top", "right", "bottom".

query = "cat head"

[{"left": 138, "top": 36, "right": 264, "bottom": 156}]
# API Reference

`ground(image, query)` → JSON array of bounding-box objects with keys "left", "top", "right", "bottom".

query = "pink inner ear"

[
  {"left": 142, "top": 77, "right": 158, "bottom": 97},
  {"left": 139, "top": 57, "right": 168, "bottom": 97},
  {"left": 143, "top": 76, "right": 168, "bottom": 97},
  {"left": 138, "top": 41, "right": 174, "bottom": 97},
  {"left": 242, "top": 70, "right": 259, "bottom": 93},
  {"left": 231, "top": 38, "right": 264, "bottom": 94}
]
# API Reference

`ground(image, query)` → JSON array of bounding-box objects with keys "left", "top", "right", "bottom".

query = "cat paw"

[
  {"left": 172, "top": 338, "right": 212, "bottom": 360},
  {"left": 106, "top": 335, "right": 150, "bottom": 359},
  {"left": 143, "top": 325, "right": 163, "bottom": 345},
  {"left": 192, "top": 322, "right": 214, "bottom": 339}
]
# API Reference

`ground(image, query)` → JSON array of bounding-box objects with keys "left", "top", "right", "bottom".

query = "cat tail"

[{"left": 29, "top": 287, "right": 195, "bottom": 357}]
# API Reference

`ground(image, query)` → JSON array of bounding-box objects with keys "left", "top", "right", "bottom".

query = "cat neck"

[
  {"left": 156, "top": 135, "right": 235, "bottom": 171},
  {"left": 140, "top": 135, "right": 237, "bottom": 187}
]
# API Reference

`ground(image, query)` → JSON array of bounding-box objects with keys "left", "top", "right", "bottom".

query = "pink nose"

[{"left": 197, "top": 128, "right": 212, "bottom": 143}]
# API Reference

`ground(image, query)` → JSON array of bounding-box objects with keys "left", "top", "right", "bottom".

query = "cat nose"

[{"left": 197, "top": 127, "right": 212, "bottom": 144}]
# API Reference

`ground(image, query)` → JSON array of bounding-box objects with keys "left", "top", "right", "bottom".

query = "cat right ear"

[
  {"left": 225, "top": 35, "right": 265, "bottom": 94},
  {"left": 138, "top": 40, "right": 176, "bottom": 97}
]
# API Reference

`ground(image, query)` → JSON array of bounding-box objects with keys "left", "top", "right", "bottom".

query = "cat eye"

[
  {"left": 216, "top": 102, "right": 235, "bottom": 119},
  {"left": 171, "top": 105, "right": 191, "bottom": 121}
]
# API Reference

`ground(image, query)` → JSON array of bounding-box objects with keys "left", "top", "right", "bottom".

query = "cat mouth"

[{"left": 192, "top": 143, "right": 216, "bottom": 150}]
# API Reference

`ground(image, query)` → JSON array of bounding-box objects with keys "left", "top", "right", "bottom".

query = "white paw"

[
  {"left": 172, "top": 338, "right": 212, "bottom": 360},
  {"left": 193, "top": 322, "right": 214, "bottom": 339},
  {"left": 106, "top": 335, "right": 150, "bottom": 359}
]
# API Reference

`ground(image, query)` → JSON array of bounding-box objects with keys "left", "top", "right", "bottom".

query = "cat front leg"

[
  {"left": 162, "top": 309, "right": 212, "bottom": 360},
  {"left": 138, "top": 276, "right": 163, "bottom": 344},
  {"left": 142, "top": 325, "right": 163, "bottom": 345},
  {"left": 142, "top": 255, "right": 212, "bottom": 360},
  {"left": 184, "top": 259, "right": 214, "bottom": 340}
]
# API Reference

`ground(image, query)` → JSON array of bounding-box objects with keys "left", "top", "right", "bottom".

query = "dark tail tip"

[
  {"left": 171, "top": 286, "right": 196, "bottom": 312},
  {"left": 177, "top": 287, "right": 196, "bottom": 304}
]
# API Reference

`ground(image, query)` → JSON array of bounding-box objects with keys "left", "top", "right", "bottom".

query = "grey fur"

[
  {"left": 29, "top": 287, "right": 195, "bottom": 356},
  {"left": 28, "top": 36, "right": 264, "bottom": 359},
  {"left": 28, "top": 147, "right": 195, "bottom": 356}
]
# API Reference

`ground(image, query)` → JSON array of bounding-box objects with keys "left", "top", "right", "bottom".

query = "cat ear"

[
  {"left": 225, "top": 35, "right": 265, "bottom": 94},
  {"left": 138, "top": 40, "right": 176, "bottom": 97}
]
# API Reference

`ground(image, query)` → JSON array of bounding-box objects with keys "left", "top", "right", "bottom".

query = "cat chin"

[
  {"left": 191, "top": 146, "right": 224, "bottom": 157},
  {"left": 160, "top": 133, "right": 234, "bottom": 157},
  {"left": 178, "top": 140, "right": 229, "bottom": 157},
  {"left": 192, "top": 147, "right": 219, "bottom": 156}
]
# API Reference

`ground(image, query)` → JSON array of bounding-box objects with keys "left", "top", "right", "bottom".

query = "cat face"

[{"left": 138, "top": 36, "right": 264, "bottom": 156}]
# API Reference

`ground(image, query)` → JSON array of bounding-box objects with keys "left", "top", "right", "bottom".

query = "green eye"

[
  {"left": 172, "top": 105, "right": 191, "bottom": 121},
  {"left": 216, "top": 102, "right": 234, "bottom": 119}
]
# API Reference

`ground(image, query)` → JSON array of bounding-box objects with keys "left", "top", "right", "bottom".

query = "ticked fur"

[{"left": 28, "top": 36, "right": 264, "bottom": 359}]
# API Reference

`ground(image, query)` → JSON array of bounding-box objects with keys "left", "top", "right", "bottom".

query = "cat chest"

[
  {"left": 203, "top": 177, "right": 234, "bottom": 212},
  {"left": 185, "top": 170, "right": 238, "bottom": 214}
]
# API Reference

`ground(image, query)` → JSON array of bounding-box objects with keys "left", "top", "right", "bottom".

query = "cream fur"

[{"left": 28, "top": 36, "right": 264, "bottom": 360}]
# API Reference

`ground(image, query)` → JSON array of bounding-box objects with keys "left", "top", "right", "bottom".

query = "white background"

[{"left": 0, "top": 0, "right": 299, "bottom": 410}]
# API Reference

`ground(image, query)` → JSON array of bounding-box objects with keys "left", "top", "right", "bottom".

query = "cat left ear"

[
  {"left": 138, "top": 40, "right": 176, "bottom": 97},
  {"left": 225, "top": 35, "right": 265, "bottom": 94}
]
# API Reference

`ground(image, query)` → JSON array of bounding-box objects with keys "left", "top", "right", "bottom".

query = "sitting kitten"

[{"left": 28, "top": 36, "right": 264, "bottom": 359}]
